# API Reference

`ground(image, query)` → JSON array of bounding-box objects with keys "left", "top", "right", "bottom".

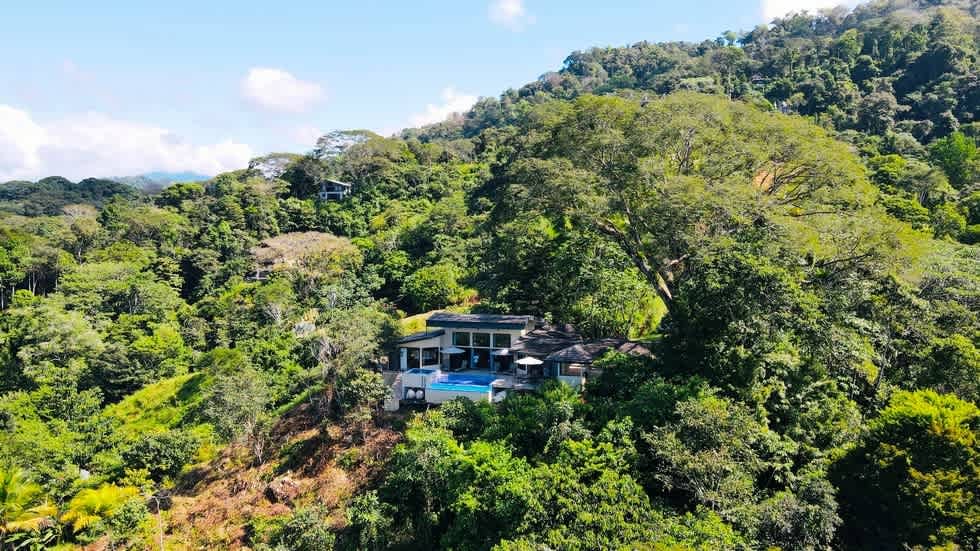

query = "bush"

[
  {"left": 120, "top": 430, "right": 199, "bottom": 482},
  {"left": 343, "top": 491, "right": 394, "bottom": 551},
  {"left": 438, "top": 397, "right": 494, "bottom": 442},
  {"left": 831, "top": 390, "right": 980, "bottom": 548},
  {"left": 960, "top": 223, "right": 980, "bottom": 244},
  {"left": 259, "top": 507, "right": 335, "bottom": 551},
  {"left": 401, "top": 263, "right": 465, "bottom": 311},
  {"left": 931, "top": 202, "right": 967, "bottom": 239},
  {"left": 879, "top": 193, "right": 930, "bottom": 228}
]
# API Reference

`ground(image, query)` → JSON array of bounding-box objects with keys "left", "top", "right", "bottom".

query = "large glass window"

[
  {"left": 453, "top": 332, "right": 470, "bottom": 346},
  {"left": 492, "top": 333, "right": 511, "bottom": 348},
  {"left": 422, "top": 347, "right": 440, "bottom": 366},
  {"left": 450, "top": 350, "right": 471, "bottom": 371},
  {"left": 472, "top": 332, "right": 491, "bottom": 347},
  {"left": 406, "top": 348, "right": 421, "bottom": 369},
  {"left": 471, "top": 348, "right": 490, "bottom": 369},
  {"left": 493, "top": 355, "right": 513, "bottom": 374},
  {"left": 558, "top": 362, "right": 586, "bottom": 377}
]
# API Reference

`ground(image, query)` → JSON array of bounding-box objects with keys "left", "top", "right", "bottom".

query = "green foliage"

[
  {"left": 61, "top": 483, "right": 139, "bottom": 535},
  {"left": 0, "top": 2, "right": 978, "bottom": 548},
  {"left": 120, "top": 429, "right": 199, "bottom": 482},
  {"left": 343, "top": 491, "right": 393, "bottom": 551},
  {"left": 384, "top": 410, "right": 746, "bottom": 550},
  {"left": 880, "top": 193, "right": 931, "bottom": 228},
  {"left": 0, "top": 467, "right": 57, "bottom": 537},
  {"left": 930, "top": 131, "right": 978, "bottom": 188},
  {"left": 309, "top": 306, "right": 399, "bottom": 416},
  {"left": 401, "top": 262, "right": 467, "bottom": 311},
  {"left": 259, "top": 507, "right": 335, "bottom": 551},
  {"left": 337, "top": 369, "right": 390, "bottom": 437},
  {"left": 832, "top": 390, "right": 980, "bottom": 548},
  {"left": 102, "top": 373, "right": 211, "bottom": 441},
  {"left": 918, "top": 334, "right": 980, "bottom": 402},
  {"left": 486, "top": 381, "right": 590, "bottom": 460},
  {"left": 0, "top": 177, "right": 138, "bottom": 216},
  {"left": 644, "top": 394, "right": 780, "bottom": 517},
  {"left": 931, "top": 202, "right": 968, "bottom": 239},
  {"left": 436, "top": 397, "right": 496, "bottom": 443},
  {"left": 586, "top": 352, "right": 708, "bottom": 431},
  {"left": 202, "top": 366, "right": 271, "bottom": 463}
]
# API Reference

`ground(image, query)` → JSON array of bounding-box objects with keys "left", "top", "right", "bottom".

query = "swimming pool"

[
  {"left": 428, "top": 372, "right": 498, "bottom": 393},
  {"left": 405, "top": 368, "right": 438, "bottom": 375}
]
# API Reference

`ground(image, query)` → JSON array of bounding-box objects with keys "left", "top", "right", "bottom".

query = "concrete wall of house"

[
  {"left": 395, "top": 335, "right": 442, "bottom": 371},
  {"left": 425, "top": 387, "right": 493, "bottom": 404}
]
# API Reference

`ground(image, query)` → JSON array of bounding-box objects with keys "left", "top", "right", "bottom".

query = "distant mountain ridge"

[
  {"left": 0, "top": 176, "right": 139, "bottom": 216},
  {"left": 111, "top": 171, "right": 211, "bottom": 189}
]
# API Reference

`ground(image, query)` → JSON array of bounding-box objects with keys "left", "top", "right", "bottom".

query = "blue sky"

[{"left": 0, "top": 0, "right": 856, "bottom": 180}]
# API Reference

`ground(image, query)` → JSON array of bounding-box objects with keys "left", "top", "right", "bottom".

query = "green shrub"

[
  {"left": 120, "top": 429, "right": 199, "bottom": 482},
  {"left": 960, "top": 223, "right": 980, "bottom": 244},
  {"left": 401, "top": 263, "right": 465, "bottom": 311},
  {"left": 257, "top": 507, "right": 335, "bottom": 551}
]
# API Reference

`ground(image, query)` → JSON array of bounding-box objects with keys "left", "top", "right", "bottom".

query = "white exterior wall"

[
  {"left": 397, "top": 335, "right": 443, "bottom": 371},
  {"left": 424, "top": 387, "right": 493, "bottom": 404},
  {"left": 401, "top": 370, "right": 436, "bottom": 389}
]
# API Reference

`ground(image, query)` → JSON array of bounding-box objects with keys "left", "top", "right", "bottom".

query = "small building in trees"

[{"left": 317, "top": 179, "right": 352, "bottom": 201}]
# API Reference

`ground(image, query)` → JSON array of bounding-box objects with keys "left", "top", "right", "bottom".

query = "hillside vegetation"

[{"left": 1, "top": 0, "right": 979, "bottom": 549}]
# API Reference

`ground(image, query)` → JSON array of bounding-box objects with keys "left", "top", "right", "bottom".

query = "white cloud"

[
  {"left": 761, "top": 0, "right": 864, "bottom": 20},
  {"left": 289, "top": 125, "right": 323, "bottom": 148},
  {"left": 0, "top": 105, "right": 253, "bottom": 181},
  {"left": 241, "top": 67, "right": 324, "bottom": 113},
  {"left": 489, "top": 0, "right": 534, "bottom": 31},
  {"left": 0, "top": 106, "right": 46, "bottom": 178},
  {"left": 408, "top": 87, "right": 479, "bottom": 128}
]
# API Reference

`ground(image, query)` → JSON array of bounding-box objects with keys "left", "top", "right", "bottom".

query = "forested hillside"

[{"left": 1, "top": 0, "right": 978, "bottom": 549}]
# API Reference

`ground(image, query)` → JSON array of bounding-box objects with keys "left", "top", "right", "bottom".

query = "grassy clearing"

[
  {"left": 399, "top": 304, "right": 472, "bottom": 334},
  {"left": 103, "top": 372, "right": 218, "bottom": 460}
]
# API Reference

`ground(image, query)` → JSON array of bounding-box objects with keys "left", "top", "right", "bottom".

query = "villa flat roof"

[
  {"left": 398, "top": 329, "right": 445, "bottom": 344},
  {"left": 427, "top": 312, "right": 534, "bottom": 330}
]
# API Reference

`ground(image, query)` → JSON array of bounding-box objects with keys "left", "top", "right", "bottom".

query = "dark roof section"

[
  {"left": 427, "top": 312, "right": 534, "bottom": 330},
  {"left": 397, "top": 329, "right": 445, "bottom": 344},
  {"left": 546, "top": 339, "right": 653, "bottom": 364},
  {"left": 511, "top": 328, "right": 582, "bottom": 357}
]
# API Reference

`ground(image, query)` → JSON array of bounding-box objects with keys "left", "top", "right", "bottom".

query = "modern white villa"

[{"left": 385, "top": 312, "right": 651, "bottom": 409}]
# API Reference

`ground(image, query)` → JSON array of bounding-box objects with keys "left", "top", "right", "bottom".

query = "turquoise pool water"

[{"left": 428, "top": 372, "right": 497, "bottom": 393}]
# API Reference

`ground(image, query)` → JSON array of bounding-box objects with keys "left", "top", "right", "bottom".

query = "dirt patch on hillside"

[{"left": 162, "top": 403, "right": 406, "bottom": 549}]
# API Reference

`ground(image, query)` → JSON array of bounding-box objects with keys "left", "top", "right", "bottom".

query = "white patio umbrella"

[
  {"left": 515, "top": 355, "right": 543, "bottom": 380},
  {"left": 441, "top": 346, "right": 465, "bottom": 354}
]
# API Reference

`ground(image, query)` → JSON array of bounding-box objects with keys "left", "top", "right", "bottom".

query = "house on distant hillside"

[
  {"left": 386, "top": 312, "right": 651, "bottom": 408},
  {"left": 317, "top": 179, "right": 352, "bottom": 201}
]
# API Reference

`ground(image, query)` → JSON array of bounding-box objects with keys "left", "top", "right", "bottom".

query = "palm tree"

[
  {"left": 61, "top": 484, "right": 137, "bottom": 534},
  {"left": 0, "top": 467, "right": 57, "bottom": 546}
]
